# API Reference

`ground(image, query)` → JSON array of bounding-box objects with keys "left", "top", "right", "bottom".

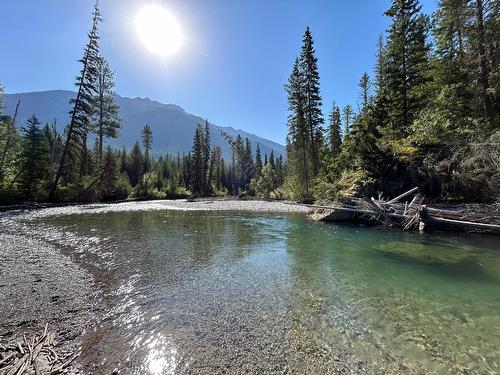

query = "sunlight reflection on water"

[
  {"left": 4, "top": 209, "right": 500, "bottom": 374},
  {"left": 144, "top": 334, "right": 178, "bottom": 375}
]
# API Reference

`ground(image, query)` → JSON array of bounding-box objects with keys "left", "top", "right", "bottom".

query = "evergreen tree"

[
  {"left": 43, "top": 122, "right": 62, "bottom": 181},
  {"left": 202, "top": 120, "right": 211, "bottom": 195},
  {"left": 100, "top": 145, "right": 119, "bottom": 199},
  {"left": 119, "top": 146, "right": 128, "bottom": 174},
  {"left": 342, "top": 105, "right": 355, "bottom": 136},
  {"left": 254, "top": 143, "right": 263, "bottom": 177},
  {"left": 268, "top": 150, "right": 275, "bottom": 169},
  {"left": 95, "top": 56, "right": 121, "bottom": 161},
  {"left": 0, "top": 115, "right": 21, "bottom": 186},
  {"left": 285, "top": 58, "right": 311, "bottom": 199},
  {"left": 327, "top": 102, "right": 342, "bottom": 156},
  {"left": 471, "top": 0, "right": 495, "bottom": 124},
  {"left": 244, "top": 137, "right": 254, "bottom": 186},
  {"left": 190, "top": 125, "right": 204, "bottom": 196},
  {"left": 359, "top": 72, "right": 372, "bottom": 110},
  {"left": 50, "top": 3, "right": 102, "bottom": 199},
  {"left": 374, "top": 34, "right": 387, "bottom": 95},
  {"left": 19, "top": 115, "right": 49, "bottom": 199},
  {"left": 141, "top": 124, "right": 153, "bottom": 172},
  {"left": 384, "top": 0, "right": 430, "bottom": 137},
  {"left": 299, "top": 27, "right": 324, "bottom": 174},
  {"left": 128, "top": 141, "right": 143, "bottom": 186}
]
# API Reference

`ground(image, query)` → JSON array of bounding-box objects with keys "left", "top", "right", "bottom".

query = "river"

[{"left": 5, "top": 207, "right": 500, "bottom": 374}]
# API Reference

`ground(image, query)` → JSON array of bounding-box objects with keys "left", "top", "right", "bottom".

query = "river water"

[{"left": 16, "top": 209, "right": 500, "bottom": 373}]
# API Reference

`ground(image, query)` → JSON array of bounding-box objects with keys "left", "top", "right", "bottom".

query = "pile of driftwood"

[
  {"left": 310, "top": 187, "right": 500, "bottom": 234},
  {"left": 0, "top": 324, "right": 79, "bottom": 375}
]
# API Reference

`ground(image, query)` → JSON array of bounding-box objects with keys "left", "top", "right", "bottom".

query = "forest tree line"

[
  {"left": 285, "top": 0, "right": 499, "bottom": 203},
  {"left": 0, "top": 3, "right": 284, "bottom": 203},
  {"left": 1, "top": 0, "right": 498, "bottom": 204}
]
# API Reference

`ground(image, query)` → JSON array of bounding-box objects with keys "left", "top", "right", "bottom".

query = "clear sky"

[{"left": 0, "top": 0, "right": 437, "bottom": 144}]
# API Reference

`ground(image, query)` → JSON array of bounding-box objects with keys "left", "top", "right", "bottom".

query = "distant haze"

[{"left": 4, "top": 90, "right": 285, "bottom": 160}]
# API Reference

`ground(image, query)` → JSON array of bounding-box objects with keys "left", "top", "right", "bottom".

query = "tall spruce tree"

[
  {"left": 384, "top": 0, "right": 430, "bottom": 137},
  {"left": 49, "top": 3, "right": 101, "bottom": 199},
  {"left": 299, "top": 27, "right": 324, "bottom": 174},
  {"left": 328, "top": 103, "right": 342, "bottom": 156},
  {"left": 95, "top": 56, "right": 121, "bottom": 161},
  {"left": 374, "top": 34, "right": 387, "bottom": 96},
  {"left": 202, "top": 120, "right": 211, "bottom": 195},
  {"left": 255, "top": 143, "right": 263, "bottom": 177},
  {"left": 285, "top": 58, "right": 311, "bottom": 199},
  {"left": 342, "top": 105, "right": 355, "bottom": 136},
  {"left": 359, "top": 72, "right": 372, "bottom": 110},
  {"left": 128, "top": 141, "right": 143, "bottom": 186},
  {"left": 190, "top": 125, "right": 204, "bottom": 196},
  {"left": 471, "top": 0, "right": 495, "bottom": 124},
  {"left": 19, "top": 115, "right": 49, "bottom": 199},
  {"left": 141, "top": 124, "right": 153, "bottom": 172}
]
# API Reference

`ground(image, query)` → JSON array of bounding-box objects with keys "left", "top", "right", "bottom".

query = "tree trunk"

[{"left": 474, "top": 0, "right": 494, "bottom": 123}]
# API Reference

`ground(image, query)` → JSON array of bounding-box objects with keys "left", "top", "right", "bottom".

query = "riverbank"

[
  {"left": 1, "top": 199, "right": 498, "bottom": 373},
  {"left": 0, "top": 199, "right": 310, "bottom": 373},
  {"left": 0, "top": 232, "right": 98, "bottom": 374},
  {"left": 4, "top": 198, "right": 311, "bottom": 218}
]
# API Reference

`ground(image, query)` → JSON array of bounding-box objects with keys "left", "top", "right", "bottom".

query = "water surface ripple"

[{"left": 8, "top": 209, "right": 500, "bottom": 374}]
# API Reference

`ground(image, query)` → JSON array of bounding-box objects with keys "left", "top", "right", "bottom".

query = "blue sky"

[{"left": 1, "top": 0, "right": 437, "bottom": 144}]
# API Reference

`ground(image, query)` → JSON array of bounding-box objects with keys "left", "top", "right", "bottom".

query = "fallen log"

[
  {"left": 386, "top": 187, "right": 419, "bottom": 204},
  {"left": 421, "top": 214, "right": 500, "bottom": 233}
]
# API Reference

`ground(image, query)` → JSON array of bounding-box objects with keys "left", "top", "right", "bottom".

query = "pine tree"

[
  {"left": 374, "top": 34, "right": 387, "bottom": 96},
  {"left": 384, "top": 0, "right": 430, "bottom": 136},
  {"left": 244, "top": 137, "right": 254, "bottom": 187},
  {"left": 202, "top": 120, "right": 211, "bottom": 195},
  {"left": 43, "top": 122, "right": 62, "bottom": 181},
  {"left": 427, "top": 0, "right": 478, "bottom": 138},
  {"left": 100, "top": 145, "right": 119, "bottom": 199},
  {"left": 0, "top": 115, "right": 21, "bottom": 186},
  {"left": 141, "top": 124, "right": 153, "bottom": 172},
  {"left": 299, "top": 27, "right": 324, "bottom": 174},
  {"left": 190, "top": 125, "right": 204, "bottom": 196},
  {"left": 472, "top": 0, "right": 495, "bottom": 124},
  {"left": 359, "top": 72, "right": 372, "bottom": 110},
  {"left": 255, "top": 143, "right": 263, "bottom": 177},
  {"left": 49, "top": 3, "right": 102, "bottom": 199},
  {"left": 268, "top": 150, "right": 275, "bottom": 169},
  {"left": 342, "top": 105, "right": 355, "bottom": 136},
  {"left": 327, "top": 102, "right": 342, "bottom": 156},
  {"left": 19, "top": 115, "right": 49, "bottom": 199},
  {"left": 119, "top": 146, "right": 128, "bottom": 174},
  {"left": 95, "top": 56, "right": 121, "bottom": 161},
  {"left": 285, "top": 58, "right": 311, "bottom": 199},
  {"left": 128, "top": 141, "right": 143, "bottom": 186}
]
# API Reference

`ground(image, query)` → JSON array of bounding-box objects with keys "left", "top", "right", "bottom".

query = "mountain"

[{"left": 3, "top": 90, "right": 285, "bottom": 160}]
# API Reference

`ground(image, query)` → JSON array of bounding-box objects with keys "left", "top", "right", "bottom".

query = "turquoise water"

[{"left": 34, "top": 210, "right": 500, "bottom": 374}]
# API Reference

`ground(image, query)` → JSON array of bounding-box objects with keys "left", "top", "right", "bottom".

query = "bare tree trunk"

[{"left": 474, "top": 0, "right": 494, "bottom": 123}]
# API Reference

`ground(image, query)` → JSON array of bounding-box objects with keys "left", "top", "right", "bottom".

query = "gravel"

[
  {"left": 10, "top": 199, "right": 312, "bottom": 219},
  {"left": 0, "top": 232, "right": 97, "bottom": 374}
]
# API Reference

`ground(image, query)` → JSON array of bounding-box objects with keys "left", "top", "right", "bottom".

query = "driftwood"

[
  {"left": 0, "top": 324, "right": 79, "bottom": 375},
  {"left": 310, "top": 187, "right": 500, "bottom": 234}
]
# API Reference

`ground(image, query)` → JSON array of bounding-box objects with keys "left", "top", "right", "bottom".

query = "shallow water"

[{"left": 23, "top": 210, "right": 500, "bottom": 373}]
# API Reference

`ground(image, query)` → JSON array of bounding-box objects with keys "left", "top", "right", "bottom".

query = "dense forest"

[
  {"left": 285, "top": 0, "right": 499, "bottom": 203},
  {"left": 0, "top": 0, "right": 498, "bottom": 204}
]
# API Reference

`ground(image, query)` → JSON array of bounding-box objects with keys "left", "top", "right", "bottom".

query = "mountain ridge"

[{"left": 3, "top": 90, "right": 285, "bottom": 160}]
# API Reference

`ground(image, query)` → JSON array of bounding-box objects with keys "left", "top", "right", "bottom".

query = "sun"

[{"left": 135, "top": 5, "right": 182, "bottom": 57}]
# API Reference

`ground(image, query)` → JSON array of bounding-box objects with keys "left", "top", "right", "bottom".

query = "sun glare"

[{"left": 135, "top": 5, "right": 182, "bottom": 57}]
